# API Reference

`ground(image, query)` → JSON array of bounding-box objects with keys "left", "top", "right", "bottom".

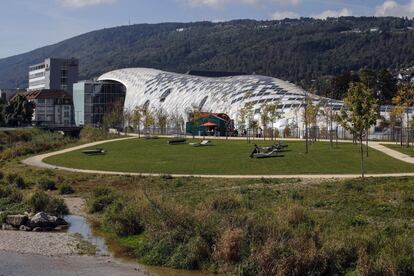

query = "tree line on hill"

[{"left": 0, "top": 17, "right": 413, "bottom": 92}]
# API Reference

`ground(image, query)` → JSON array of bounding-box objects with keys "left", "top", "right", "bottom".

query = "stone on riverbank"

[
  {"left": 29, "top": 212, "right": 58, "bottom": 228},
  {"left": 6, "top": 215, "right": 28, "bottom": 228}
]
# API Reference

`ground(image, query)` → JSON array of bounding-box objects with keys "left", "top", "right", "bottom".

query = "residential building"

[
  {"left": 28, "top": 58, "right": 79, "bottom": 96},
  {"left": 73, "top": 80, "right": 126, "bottom": 127},
  {"left": 12, "top": 90, "right": 73, "bottom": 126}
]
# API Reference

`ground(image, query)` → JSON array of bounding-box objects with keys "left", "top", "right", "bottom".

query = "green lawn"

[
  {"left": 383, "top": 144, "right": 414, "bottom": 157},
  {"left": 44, "top": 138, "right": 414, "bottom": 175}
]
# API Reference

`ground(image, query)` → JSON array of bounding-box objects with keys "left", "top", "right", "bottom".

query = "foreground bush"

[
  {"left": 89, "top": 187, "right": 118, "bottom": 213},
  {"left": 104, "top": 200, "right": 144, "bottom": 236},
  {"left": 38, "top": 178, "right": 57, "bottom": 191},
  {"left": 80, "top": 127, "right": 112, "bottom": 142},
  {"left": 27, "top": 191, "right": 69, "bottom": 217},
  {"left": 58, "top": 184, "right": 75, "bottom": 195}
]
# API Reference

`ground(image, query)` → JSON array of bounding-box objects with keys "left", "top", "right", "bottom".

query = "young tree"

[
  {"left": 238, "top": 102, "right": 254, "bottom": 141},
  {"left": 337, "top": 82, "right": 379, "bottom": 178},
  {"left": 392, "top": 82, "right": 414, "bottom": 147},
  {"left": 142, "top": 109, "right": 155, "bottom": 135},
  {"left": 102, "top": 101, "right": 124, "bottom": 131},
  {"left": 155, "top": 108, "right": 169, "bottom": 135},
  {"left": 302, "top": 96, "right": 320, "bottom": 153},
  {"left": 261, "top": 102, "right": 283, "bottom": 140},
  {"left": 131, "top": 105, "right": 145, "bottom": 138}
]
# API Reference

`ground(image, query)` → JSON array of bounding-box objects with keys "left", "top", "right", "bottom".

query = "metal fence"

[{"left": 121, "top": 125, "right": 414, "bottom": 144}]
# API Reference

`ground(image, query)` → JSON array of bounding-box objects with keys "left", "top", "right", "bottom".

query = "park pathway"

[{"left": 22, "top": 136, "right": 414, "bottom": 179}]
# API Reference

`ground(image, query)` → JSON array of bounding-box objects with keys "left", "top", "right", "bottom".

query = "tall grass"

[{"left": 87, "top": 177, "right": 414, "bottom": 275}]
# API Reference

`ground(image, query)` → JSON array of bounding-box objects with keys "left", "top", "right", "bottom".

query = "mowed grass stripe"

[{"left": 44, "top": 139, "right": 414, "bottom": 175}]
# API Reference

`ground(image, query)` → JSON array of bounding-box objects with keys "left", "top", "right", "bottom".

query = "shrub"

[
  {"left": 89, "top": 187, "right": 117, "bottom": 213},
  {"left": 59, "top": 184, "right": 75, "bottom": 195},
  {"left": 0, "top": 171, "right": 4, "bottom": 180},
  {"left": 27, "top": 191, "right": 69, "bottom": 217},
  {"left": 213, "top": 228, "right": 244, "bottom": 264},
  {"left": 351, "top": 215, "right": 368, "bottom": 227},
  {"left": 38, "top": 178, "right": 57, "bottom": 191},
  {"left": 46, "top": 197, "right": 69, "bottom": 217},
  {"left": 289, "top": 190, "right": 304, "bottom": 200},
  {"left": 0, "top": 186, "right": 23, "bottom": 204},
  {"left": 27, "top": 191, "right": 50, "bottom": 213},
  {"left": 80, "top": 127, "right": 110, "bottom": 142},
  {"left": 6, "top": 173, "right": 18, "bottom": 185},
  {"left": 14, "top": 176, "right": 27, "bottom": 189},
  {"left": 104, "top": 200, "right": 144, "bottom": 236},
  {"left": 208, "top": 194, "right": 241, "bottom": 212}
]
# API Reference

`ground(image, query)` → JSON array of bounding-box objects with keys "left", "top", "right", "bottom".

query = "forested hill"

[{"left": 0, "top": 17, "right": 413, "bottom": 90}]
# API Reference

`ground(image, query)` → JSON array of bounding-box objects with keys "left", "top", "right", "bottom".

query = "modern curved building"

[{"left": 97, "top": 68, "right": 343, "bottom": 128}]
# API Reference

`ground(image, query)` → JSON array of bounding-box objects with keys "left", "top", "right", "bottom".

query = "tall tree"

[
  {"left": 337, "top": 82, "right": 379, "bottom": 178},
  {"left": 392, "top": 82, "right": 414, "bottom": 147},
  {"left": 5, "top": 95, "right": 35, "bottom": 127}
]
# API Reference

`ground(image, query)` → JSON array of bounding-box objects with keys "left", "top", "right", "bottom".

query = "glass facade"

[{"left": 73, "top": 80, "right": 126, "bottom": 127}]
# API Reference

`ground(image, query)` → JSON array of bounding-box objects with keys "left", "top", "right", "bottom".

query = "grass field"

[
  {"left": 44, "top": 138, "right": 414, "bottom": 175},
  {"left": 383, "top": 144, "right": 414, "bottom": 157}
]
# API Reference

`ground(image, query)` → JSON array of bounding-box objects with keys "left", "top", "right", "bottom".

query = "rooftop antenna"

[{"left": 128, "top": 17, "right": 131, "bottom": 26}]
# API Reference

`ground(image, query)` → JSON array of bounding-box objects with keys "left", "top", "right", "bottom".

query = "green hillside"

[{"left": 0, "top": 17, "right": 413, "bottom": 91}]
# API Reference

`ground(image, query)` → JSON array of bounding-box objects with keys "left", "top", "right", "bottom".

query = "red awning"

[{"left": 201, "top": 122, "right": 217, "bottom": 127}]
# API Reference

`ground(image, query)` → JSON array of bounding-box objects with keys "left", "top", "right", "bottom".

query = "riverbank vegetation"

[
  {"left": 1, "top": 129, "right": 414, "bottom": 274},
  {"left": 77, "top": 176, "right": 414, "bottom": 275}
]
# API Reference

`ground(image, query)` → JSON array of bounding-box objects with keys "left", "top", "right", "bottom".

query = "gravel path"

[
  {"left": 0, "top": 251, "right": 150, "bottom": 276},
  {"left": 0, "top": 231, "right": 77, "bottom": 256}
]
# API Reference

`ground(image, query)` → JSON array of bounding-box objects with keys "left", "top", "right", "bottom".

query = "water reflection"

[{"left": 65, "top": 215, "right": 109, "bottom": 256}]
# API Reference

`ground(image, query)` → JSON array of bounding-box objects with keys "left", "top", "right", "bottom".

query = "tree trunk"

[
  {"left": 360, "top": 135, "right": 365, "bottom": 179},
  {"left": 407, "top": 110, "right": 410, "bottom": 148},
  {"left": 366, "top": 129, "right": 369, "bottom": 158},
  {"left": 305, "top": 122, "right": 309, "bottom": 154}
]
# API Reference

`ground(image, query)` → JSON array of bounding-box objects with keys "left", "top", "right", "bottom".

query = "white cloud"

[
  {"left": 375, "top": 0, "right": 414, "bottom": 18},
  {"left": 60, "top": 0, "right": 116, "bottom": 8},
  {"left": 270, "top": 11, "right": 299, "bottom": 20},
  {"left": 183, "top": 0, "right": 300, "bottom": 9},
  {"left": 312, "top": 8, "right": 353, "bottom": 19}
]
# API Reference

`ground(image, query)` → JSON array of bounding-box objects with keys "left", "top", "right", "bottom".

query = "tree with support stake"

[
  {"left": 337, "top": 82, "right": 378, "bottom": 179},
  {"left": 392, "top": 82, "right": 414, "bottom": 148}
]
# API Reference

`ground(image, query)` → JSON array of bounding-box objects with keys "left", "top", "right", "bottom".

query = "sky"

[{"left": 0, "top": 0, "right": 413, "bottom": 58}]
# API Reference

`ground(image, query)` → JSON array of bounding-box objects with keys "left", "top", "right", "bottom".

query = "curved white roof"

[{"left": 98, "top": 68, "right": 341, "bottom": 128}]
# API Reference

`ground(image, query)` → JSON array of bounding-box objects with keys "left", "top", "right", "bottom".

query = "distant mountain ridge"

[{"left": 0, "top": 17, "right": 413, "bottom": 89}]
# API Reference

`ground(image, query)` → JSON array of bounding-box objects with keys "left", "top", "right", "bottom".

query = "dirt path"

[{"left": 64, "top": 196, "right": 87, "bottom": 216}]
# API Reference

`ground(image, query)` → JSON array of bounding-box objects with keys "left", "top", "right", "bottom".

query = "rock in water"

[
  {"left": 29, "top": 212, "right": 58, "bottom": 228},
  {"left": 6, "top": 215, "right": 28, "bottom": 227},
  {"left": 55, "top": 217, "right": 68, "bottom": 226}
]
